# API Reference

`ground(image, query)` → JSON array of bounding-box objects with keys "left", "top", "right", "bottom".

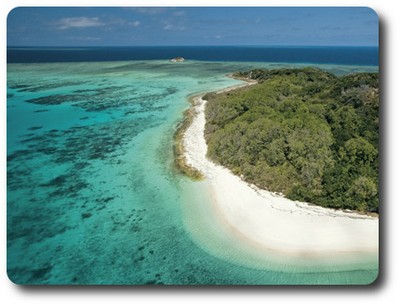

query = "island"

[
  {"left": 179, "top": 67, "right": 378, "bottom": 263},
  {"left": 170, "top": 57, "right": 185, "bottom": 62},
  {"left": 204, "top": 68, "right": 379, "bottom": 214}
]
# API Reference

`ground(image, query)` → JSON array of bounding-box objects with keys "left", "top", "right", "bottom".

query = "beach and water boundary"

[{"left": 177, "top": 79, "right": 379, "bottom": 278}]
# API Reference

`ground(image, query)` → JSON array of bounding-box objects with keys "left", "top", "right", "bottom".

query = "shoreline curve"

[{"left": 180, "top": 79, "right": 378, "bottom": 266}]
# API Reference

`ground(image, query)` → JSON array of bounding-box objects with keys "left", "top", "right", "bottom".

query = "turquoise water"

[{"left": 7, "top": 60, "right": 378, "bottom": 285}]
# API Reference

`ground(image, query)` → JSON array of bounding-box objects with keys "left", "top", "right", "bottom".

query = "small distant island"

[{"left": 170, "top": 57, "right": 185, "bottom": 62}]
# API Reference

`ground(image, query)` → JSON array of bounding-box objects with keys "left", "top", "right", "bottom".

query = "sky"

[{"left": 7, "top": 7, "right": 378, "bottom": 47}]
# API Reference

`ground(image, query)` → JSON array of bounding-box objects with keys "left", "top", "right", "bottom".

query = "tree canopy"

[{"left": 204, "top": 68, "right": 379, "bottom": 213}]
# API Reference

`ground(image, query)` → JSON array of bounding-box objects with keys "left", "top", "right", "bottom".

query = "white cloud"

[
  {"left": 57, "top": 17, "right": 104, "bottom": 30},
  {"left": 163, "top": 24, "right": 173, "bottom": 30},
  {"left": 128, "top": 20, "right": 140, "bottom": 27},
  {"left": 163, "top": 23, "right": 186, "bottom": 31},
  {"left": 161, "top": 17, "right": 187, "bottom": 31}
]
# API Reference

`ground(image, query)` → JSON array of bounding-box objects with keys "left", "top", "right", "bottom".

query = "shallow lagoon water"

[{"left": 7, "top": 60, "right": 378, "bottom": 284}]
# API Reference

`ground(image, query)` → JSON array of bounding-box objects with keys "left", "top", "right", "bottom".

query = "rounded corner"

[
  {"left": 6, "top": 6, "right": 23, "bottom": 22},
  {"left": 365, "top": 268, "right": 380, "bottom": 286},
  {"left": 6, "top": 268, "right": 23, "bottom": 285},
  {"left": 363, "top": 6, "right": 380, "bottom": 22}
]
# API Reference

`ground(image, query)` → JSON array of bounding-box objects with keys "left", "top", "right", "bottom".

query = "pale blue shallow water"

[{"left": 7, "top": 60, "right": 378, "bottom": 284}]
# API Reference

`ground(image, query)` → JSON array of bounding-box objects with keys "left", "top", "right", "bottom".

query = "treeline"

[{"left": 204, "top": 68, "right": 379, "bottom": 213}]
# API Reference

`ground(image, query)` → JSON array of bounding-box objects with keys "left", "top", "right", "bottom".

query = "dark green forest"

[{"left": 204, "top": 68, "right": 379, "bottom": 213}]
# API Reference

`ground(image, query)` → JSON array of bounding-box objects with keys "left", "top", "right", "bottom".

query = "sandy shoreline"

[{"left": 182, "top": 82, "right": 378, "bottom": 258}]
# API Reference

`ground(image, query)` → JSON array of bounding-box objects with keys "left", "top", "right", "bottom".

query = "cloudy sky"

[{"left": 7, "top": 7, "right": 378, "bottom": 46}]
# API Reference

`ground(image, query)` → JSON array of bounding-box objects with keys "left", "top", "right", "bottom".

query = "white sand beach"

[{"left": 182, "top": 84, "right": 379, "bottom": 258}]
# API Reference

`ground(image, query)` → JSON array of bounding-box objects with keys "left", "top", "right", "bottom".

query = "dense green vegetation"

[{"left": 204, "top": 68, "right": 379, "bottom": 213}]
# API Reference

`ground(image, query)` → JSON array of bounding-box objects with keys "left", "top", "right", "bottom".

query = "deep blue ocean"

[
  {"left": 7, "top": 46, "right": 378, "bottom": 65},
  {"left": 7, "top": 46, "right": 378, "bottom": 284}
]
